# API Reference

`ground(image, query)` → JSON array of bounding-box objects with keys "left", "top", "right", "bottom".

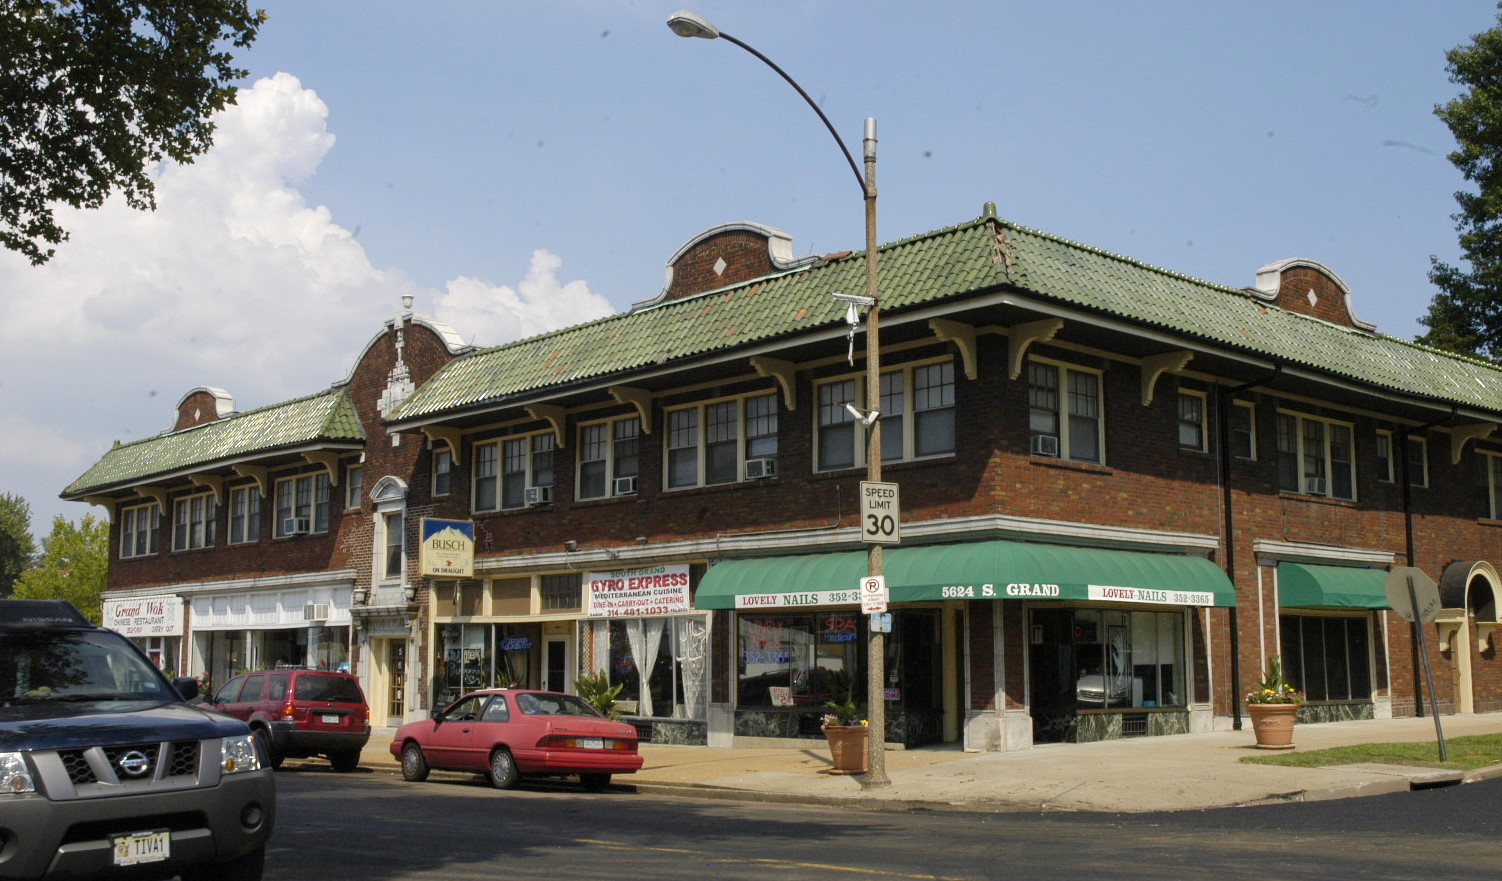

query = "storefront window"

[
  {"left": 1070, "top": 609, "right": 1183, "bottom": 710},
  {"left": 735, "top": 612, "right": 863, "bottom": 708},
  {"left": 1280, "top": 615, "right": 1370, "bottom": 701},
  {"left": 607, "top": 617, "right": 707, "bottom": 718},
  {"left": 435, "top": 623, "right": 542, "bottom": 706}
]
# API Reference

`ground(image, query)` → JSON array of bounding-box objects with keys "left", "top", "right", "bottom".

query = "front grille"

[
  {"left": 60, "top": 811, "right": 207, "bottom": 846},
  {"left": 52, "top": 741, "right": 202, "bottom": 789}
]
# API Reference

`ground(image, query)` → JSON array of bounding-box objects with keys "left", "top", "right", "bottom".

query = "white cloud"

[{"left": 435, "top": 249, "right": 615, "bottom": 347}]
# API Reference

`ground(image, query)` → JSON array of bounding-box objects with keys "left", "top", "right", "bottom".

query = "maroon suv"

[{"left": 209, "top": 669, "right": 370, "bottom": 771}]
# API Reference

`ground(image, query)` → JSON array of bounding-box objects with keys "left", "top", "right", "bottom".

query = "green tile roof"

[
  {"left": 65, "top": 389, "right": 364, "bottom": 497},
  {"left": 392, "top": 212, "right": 1502, "bottom": 422}
]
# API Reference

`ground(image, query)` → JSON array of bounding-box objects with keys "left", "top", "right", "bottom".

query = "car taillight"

[
  {"left": 536, "top": 735, "right": 634, "bottom": 751},
  {"left": 279, "top": 701, "right": 295, "bottom": 720}
]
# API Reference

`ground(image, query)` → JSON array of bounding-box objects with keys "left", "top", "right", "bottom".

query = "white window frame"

[
  {"left": 1026, "top": 357, "right": 1104, "bottom": 464},
  {"left": 345, "top": 464, "right": 363, "bottom": 510},
  {"left": 228, "top": 485, "right": 260, "bottom": 545},
  {"left": 382, "top": 510, "right": 404, "bottom": 581},
  {"left": 473, "top": 431, "right": 556, "bottom": 512},
  {"left": 1177, "top": 390, "right": 1208, "bottom": 452},
  {"left": 119, "top": 503, "right": 160, "bottom": 559},
  {"left": 814, "top": 360, "right": 955, "bottom": 472},
  {"left": 579, "top": 415, "right": 641, "bottom": 500},
  {"left": 273, "top": 472, "right": 332, "bottom": 537},
  {"left": 432, "top": 447, "right": 453, "bottom": 497},
  {"left": 666, "top": 392, "right": 782, "bottom": 488},
  {"left": 1231, "top": 399, "right": 1257, "bottom": 460},
  {"left": 172, "top": 492, "right": 217, "bottom": 552},
  {"left": 1276, "top": 411, "right": 1356, "bottom": 500},
  {"left": 1375, "top": 430, "right": 1395, "bottom": 483}
]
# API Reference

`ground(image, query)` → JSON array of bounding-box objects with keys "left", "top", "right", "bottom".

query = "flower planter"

[
  {"left": 1248, "top": 702, "right": 1298, "bottom": 749},
  {"left": 822, "top": 724, "right": 869, "bottom": 774}
]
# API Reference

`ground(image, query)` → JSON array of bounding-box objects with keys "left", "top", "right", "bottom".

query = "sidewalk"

[{"left": 337, "top": 712, "right": 1502, "bottom": 813}]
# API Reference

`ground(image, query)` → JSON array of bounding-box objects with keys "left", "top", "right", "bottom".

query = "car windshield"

[
  {"left": 294, "top": 675, "right": 362, "bottom": 703},
  {"left": 515, "top": 693, "right": 602, "bottom": 717},
  {"left": 1, "top": 631, "right": 174, "bottom": 705}
]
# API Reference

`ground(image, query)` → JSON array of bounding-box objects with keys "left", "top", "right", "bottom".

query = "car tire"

[
  {"left": 329, "top": 749, "right": 361, "bottom": 772},
  {"left": 487, "top": 748, "right": 519, "bottom": 789},
  {"left": 252, "top": 727, "right": 283, "bottom": 770},
  {"left": 400, "top": 742, "right": 429, "bottom": 782},
  {"left": 180, "top": 843, "right": 265, "bottom": 881},
  {"left": 580, "top": 773, "right": 612, "bottom": 792}
]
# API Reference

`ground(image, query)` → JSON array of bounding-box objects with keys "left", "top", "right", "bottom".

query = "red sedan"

[{"left": 389, "top": 688, "right": 643, "bottom": 791}]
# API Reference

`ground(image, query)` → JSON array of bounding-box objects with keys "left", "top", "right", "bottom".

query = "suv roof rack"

[{"left": 0, "top": 599, "right": 91, "bottom": 628}]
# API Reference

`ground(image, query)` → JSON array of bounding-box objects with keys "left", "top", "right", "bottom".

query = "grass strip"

[{"left": 1240, "top": 732, "right": 1502, "bottom": 770}]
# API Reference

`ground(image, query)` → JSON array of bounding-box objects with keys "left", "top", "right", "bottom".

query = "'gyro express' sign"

[{"left": 585, "top": 564, "right": 691, "bottom": 618}]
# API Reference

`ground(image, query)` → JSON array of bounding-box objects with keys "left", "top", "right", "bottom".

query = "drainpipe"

[
  {"left": 1399, "top": 405, "right": 1455, "bottom": 717},
  {"left": 1217, "top": 366, "right": 1280, "bottom": 730}
]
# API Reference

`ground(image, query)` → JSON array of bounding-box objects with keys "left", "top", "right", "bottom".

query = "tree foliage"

[
  {"left": 12, "top": 513, "right": 108, "bottom": 623},
  {"left": 0, "top": 494, "right": 37, "bottom": 597},
  {"left": 1422, "top": 4, "right": 1502, "bottom": 360},
  {"left": 0, "top": 0, "right": 265, "bottom": 264}
]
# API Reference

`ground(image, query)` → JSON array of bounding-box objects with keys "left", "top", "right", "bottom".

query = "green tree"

[
  {"left": 12, "top": 513, "right": 108, "bottom": 623},
  {"left": 1422, "top": 4, "right": 1502, "bottom": 359},
  {"left": 1, "top": 0, "right": 266, "bottom": 265},
  {"left": 0, "top": 493, "right": 37, "bottom": 598}
]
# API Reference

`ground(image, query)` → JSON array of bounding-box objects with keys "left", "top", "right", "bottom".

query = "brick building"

[{"left": 66, "top": 206, "right": 1502, "bottom": 750}]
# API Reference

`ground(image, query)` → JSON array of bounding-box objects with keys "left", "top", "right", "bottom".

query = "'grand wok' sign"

[{"left": 102, "top": 596, "right": 184, "bottom": 637}]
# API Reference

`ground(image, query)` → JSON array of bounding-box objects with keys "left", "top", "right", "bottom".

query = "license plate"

[
  {"left": 578, "top": 737, "right": 605, "bottom": 749},
  {"left": 112, "top": 830, "right": 170, "bottom": 866},
  {"left": 320, "top": 714, "right": 340, "bottom": 724}
]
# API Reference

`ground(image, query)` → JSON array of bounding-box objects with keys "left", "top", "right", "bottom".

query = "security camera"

[{"left": 831, "top": 292, "right": 876, "bottom": 306}]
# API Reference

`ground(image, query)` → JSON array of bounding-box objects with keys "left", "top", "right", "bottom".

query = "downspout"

[
  {"left": 1399, "top": 405, "right": 1455, "bottom": 717},
  {"left": 1217, "top": 365, "right": 1280, "bottom": 730}
]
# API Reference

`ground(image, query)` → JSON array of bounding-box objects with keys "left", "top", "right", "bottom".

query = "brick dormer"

[
  {"left": 1251, "top": 258, "right": 1377, "bottom": 332},
  {"left": 632, "top": 221, "right": 821, "bottom": 310},
  {"left": 172, "top": 387, "right": 234, "bottom": 431}
]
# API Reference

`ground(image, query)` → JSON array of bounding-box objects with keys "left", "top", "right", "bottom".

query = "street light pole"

[{"left": 668, "top": 10, "right": 890, "bottom": 788}]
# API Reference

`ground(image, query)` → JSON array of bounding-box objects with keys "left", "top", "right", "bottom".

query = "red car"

[{"left": 390, "top": 689, "right": 643, "bottom": 791}]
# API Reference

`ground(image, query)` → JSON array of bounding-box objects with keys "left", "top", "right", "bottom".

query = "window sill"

[
  {"left": 1478, "top": 518, "right": 1502, "bottom": 529},
  {"left": 1028, "top": 457, "right": 1112, "bottom": 475},
  {"left": 1276, "top": 491, "right": 1356, "bottom": 507}
]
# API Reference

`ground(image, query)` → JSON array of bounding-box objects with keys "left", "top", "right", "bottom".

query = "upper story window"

[
  {"left": 432, "top": 448, "right": 453, "bottom": 497},
  {"left": 172, "top": 492, "right": 218, "bottom": 551},
  {"left": 1178, "top": 391, "right": 1207, "bottom": 452},
  {"left": 1230, "top": 400, "right": 1257, "bottom": 460},
  {"left": 1483, "top": 453, "right": 1502, "bottom": 520},
  {"left": 383, "top": 510, "right": 404, "bottom": 581},
  {"left": 816, "top": 362, "right": 953, "bottom": 472},
  {"left": 119, "top": 503, "right": 160, "bottom": 559},
  {"left": 474, "top": 431, "right": 556, "bottom": 511},
  {"left": 228, "top": 485, "right": 260, "bottom": 545},
  {"left": 668, "top": 393, "right": 779, "bottom": 487},
  {"left": 1276, "top": 412, "right": 1354, "bottom": 500},
  {"left": 1027, "top": 359, "right": 1102, "bottom": 464},
  {"left": 345, "top": 464, "right": 364, "bottom": 510},
  {"left": 1407, "top": 436, "right": 1429, "bottom": 488},
  {"left": 580, "top": 416, "right": 641, "bottom": 499},
  {"left": 540, "top": 573, "right": 581, "bottom": 611},
  {"left": 273, "top": 472, "right": 332, "bottom": 537},
  {"left": 1375, "top": 430, "right": 1396, "bottom": 483}
]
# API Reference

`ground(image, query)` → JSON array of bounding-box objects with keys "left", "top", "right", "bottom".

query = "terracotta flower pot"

[
  {"left": 822, "top": 724, "right": 869, "bottom": 774},
  {"left": 1248, "top": 702, "right": 1299, "bottom": 749}
]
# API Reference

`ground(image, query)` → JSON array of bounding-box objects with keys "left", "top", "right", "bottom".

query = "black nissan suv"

[{"left": 0, "top": 599, "right": 275, "bottom": 880}]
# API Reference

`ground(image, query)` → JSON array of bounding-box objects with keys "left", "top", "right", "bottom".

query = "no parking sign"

[{"left": 861, "top": 575, "right": 888, "bottom": 614}]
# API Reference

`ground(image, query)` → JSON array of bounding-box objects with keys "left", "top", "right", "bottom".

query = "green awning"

[
  {"left": 695, "top": 540, "right": 1236, "bottom": 610},
  {"left": 1277, "top": 563, "right": 1390, "bottom": 609}
]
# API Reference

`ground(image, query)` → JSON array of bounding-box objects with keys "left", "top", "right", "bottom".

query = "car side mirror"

[
  {"left": 172, "top": 676, "right": 200, "bottom": 701},
  {"left": 431, "top": 710, "right": 446, "bottom": 722}
]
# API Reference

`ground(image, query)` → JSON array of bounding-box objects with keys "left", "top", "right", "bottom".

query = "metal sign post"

[{"left": 1385, "top": 567, "right": 1447, "bottom": 762}]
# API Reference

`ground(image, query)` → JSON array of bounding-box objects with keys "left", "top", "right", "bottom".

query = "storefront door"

[
  {"left": 545, "top": 635, "right": 571, "bottom": 693},
  {"left": 1029, "top": 609, "right": 1078, "bottom": 743}
]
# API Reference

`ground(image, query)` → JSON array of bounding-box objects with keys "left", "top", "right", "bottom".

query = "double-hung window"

[
  {"left": 383, "top": 511, "right": 404, "bottom": 580},
  {"left": 273, "top": 472, "right": 332, "bottom": 536},
  {"left": 1178, "top": 391, "right": 1207, "bottom": 452},
  {"left": 172, "top": 493, "right": 217, "bottom": 551},
  {"left": 344, "top": 464, "right": 364, "bottom": 510},
  {"left": 667, "top": 393, "right": 779, "bottom": 487},
  {"left": 815, "top": 362, "right": 954, "bottom": 471},
  {"left": 1406, "top": 436, "right": 1429, "bottom": 488},
  {"left": 579, "top": 416, "right": 641, "bottom": 499},
  {"left": 474, "top": 433, "right": 556, "bottom": 511},
  {"left": 1276, "top": 412, "right": 1354, "bottom": 500},
  {"left": 432, "top": 448, "right": 453, "bottom": 497},
  {"left": 541, "top": 573, "right": 581, "bottom": 611},
  {"left": 1483, "top": 453, "right": 1502, "bottom": 520},
  {"left": 1230, "top": 400, "right": 1257, "bottom": 460},
  {"left": 1027, "top": 359, "right": 1103, "bottom": 463},
  {"left": 228, "top": 485, "right": 260, "bottom": 545},
  {"left": 119, "top": 504, "right": 160, "bottom": 559},
  {"left": 1375, "top": 430, "right": 1395, "bottom": 483}
]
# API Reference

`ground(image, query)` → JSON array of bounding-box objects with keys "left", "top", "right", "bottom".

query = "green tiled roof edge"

[{"left": 64, "top": 389, "right": 365, "bottom": 497}]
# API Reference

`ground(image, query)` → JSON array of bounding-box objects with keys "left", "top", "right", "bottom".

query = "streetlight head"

[{"left": 667, "top": 11, "right": 720, "bottom": 39}]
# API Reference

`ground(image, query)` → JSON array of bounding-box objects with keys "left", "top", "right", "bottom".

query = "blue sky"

[{"left": 3, "top": 0, "right": 1498, "bottom": 536}]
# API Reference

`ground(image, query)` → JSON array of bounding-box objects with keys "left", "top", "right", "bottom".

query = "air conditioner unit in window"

[
  {"left": 1304, "top": 477, "right": 1328, "bottom": 495},
  {"left": 613, "top": 476, "right": 638, "bottom": 496},
  {"left": 283, "top": 517, "right": 311, "bottom": 535},
  {"left": 523, "top": 485, "right": 552, "bottom": 506},
  {"left": 1031, "top": 435, "right": 1061, "bottom": 457},
  {"left": 303, "top": 603, "right": 331, "bottom": 622},
  {"left": 744, "top": 458, "right": 777, "bottom": 480}
]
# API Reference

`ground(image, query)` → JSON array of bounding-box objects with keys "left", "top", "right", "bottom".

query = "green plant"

[
  {"left": 574, "top": 670, "right": 624, "bottom": 720},
  {"left": 821, "top": 669, "right": 865, "bottom": 728},
  {"left": 1246, "top": 656, "right": 1305, "bottom": 705}
]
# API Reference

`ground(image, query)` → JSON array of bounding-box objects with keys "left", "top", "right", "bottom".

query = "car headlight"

[
  {"left": 220, "top": 734, "right": 264, "bottom": 775},
  {"left": 1, "top": 752, "right": 35, "bottom": 794}
]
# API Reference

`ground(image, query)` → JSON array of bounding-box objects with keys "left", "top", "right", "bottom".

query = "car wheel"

[
  {"left": 400, "top": 742, "right": 429, "bottom": 782},
  {"left": 329, "top": 749, "right": 361, "bottom": 772},
  {"left": 179, "top": 844, "right": 265, "bottom": 881},
  {"left": 580, "top": 773, "right": 612, "bottom": 792},
  {"left": 487, "top": 748, "right": 519, "bottom": 789},
  {"left": 252, "top": 727, "right": 283, "bottom": 770}
]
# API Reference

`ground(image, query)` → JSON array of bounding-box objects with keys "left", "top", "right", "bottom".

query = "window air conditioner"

[
  {"left": 744, "top": 458, "right": 777, "bottom": 480},
  {"left": 613, "top": 476, "right": 638, "bottom": 496},
  {"left": 1031, "top": 435, "right": 1061, "bottom": 457},
  {"left": 303, "top": 603, "right": 331, "bottom": 622},
  {"left": 523, "top": 486, "right": 552, "bottom": 506},
  {"left": 283, "top": 517, "right": 311, "bottom": 535},
  {"left": 1304, "top": 477, "right": 1328, "bottom": 495}
]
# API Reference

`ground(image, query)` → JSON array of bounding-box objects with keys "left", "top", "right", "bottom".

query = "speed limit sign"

[
  {"left": 861, "top": 575, "right": 888, "bottom": 614},
  {"left": 860, "top": 481, "right": 901, "bottom": 544}
]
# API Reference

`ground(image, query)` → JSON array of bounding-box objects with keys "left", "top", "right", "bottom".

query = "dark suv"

[
  {"left": 0, "top": 599, "right": 274, "bottom": 880},
  {"left": 209, "top": 670, "right": 369, "bottom": 771}
]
